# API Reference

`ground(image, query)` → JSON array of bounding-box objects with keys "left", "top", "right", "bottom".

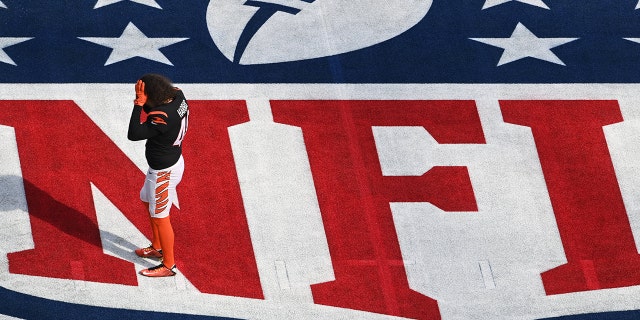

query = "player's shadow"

[{"left": 0, "top": 174, "right": 155, "bottom": 268}]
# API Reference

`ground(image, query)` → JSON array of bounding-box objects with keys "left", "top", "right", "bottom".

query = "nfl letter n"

[
  {"left": 0, "top": 100, "right": 263, "bottom": 299},
  {"left": 0, "top": 100, "right": 145, "bottom": 285}
]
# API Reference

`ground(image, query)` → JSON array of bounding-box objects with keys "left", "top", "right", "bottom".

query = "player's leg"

[
  {"left": 153, "top": 215, "right": 174, "bottom": 267},
  {"left": 149, "top": 217, "right": 162, "bottom": 251},
  {"left": 135, "top": 174, "right": 163, "bottom": 259},
  {"left": 134, "top": 203, "right": 163, "bottom": 258},
  {"left": 140, "top": 215, "right": 176, "bottom": 277},
  {"left": 140, "top": 157, "right": 184, "bottom": 277}
]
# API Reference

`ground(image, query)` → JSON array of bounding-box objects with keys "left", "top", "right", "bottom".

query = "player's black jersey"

[{"left": 127, "top": 90, "right": 189, "bottom": 170}]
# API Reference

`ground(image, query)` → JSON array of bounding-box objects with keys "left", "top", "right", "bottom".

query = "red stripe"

[{"left": 340, "top": 104, "right": 400, "bottom": 315}]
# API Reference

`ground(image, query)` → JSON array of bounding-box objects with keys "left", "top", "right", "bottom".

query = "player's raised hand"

[{"left": 134, "top": 80, "right": 147, "bottom": 106}]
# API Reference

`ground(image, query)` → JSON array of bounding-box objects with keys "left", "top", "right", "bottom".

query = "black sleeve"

[{"left": 127, "top": 105, "right": 162, "bottom": 141}]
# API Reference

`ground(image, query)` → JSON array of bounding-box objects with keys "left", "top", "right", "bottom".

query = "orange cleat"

[
  {"left": 135, "top": 246, "right": 163, "bottom": 259},
  {"left": 139, "top": 264, "right": 176, "bottom": 277}
]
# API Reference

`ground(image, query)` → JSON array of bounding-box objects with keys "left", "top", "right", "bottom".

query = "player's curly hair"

[{"left": 140, "top": 73, "right": 177, "bottom": 107}]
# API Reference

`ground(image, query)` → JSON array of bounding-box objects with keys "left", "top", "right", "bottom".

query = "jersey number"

[{"left": 173, "top": 111, "right": 188, "bottom": 147}]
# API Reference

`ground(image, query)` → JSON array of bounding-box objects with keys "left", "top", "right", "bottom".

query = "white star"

[
  {"left": 0, "top": 1, "right": 6, "bottom": 9},
  {"left": 470, "top": 23, "right": 578, "bottom": 66},
  {"left": 636, "top": 1, "right": 640, "bottom": 9},
  {"left": 0, "top": 38, "right": 33, "bottom": 66},
  {"left": 624, "top": 38, "right": 640, "bottom": 46},
  {"left": 482, "top": 0, "right": 550, "bottom": 10},
  {"left": 94, "top": 0, "right": 161, "bottom": 9},
  {"left": 78, "top": 22, "right": 188, "bottom": 66}
]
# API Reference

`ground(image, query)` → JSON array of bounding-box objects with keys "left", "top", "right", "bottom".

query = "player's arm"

[
  {"left": 127, "top": 106, "right": 155, "bottom": 141},
  {"left": 128, "top": 105, "right": 173, "bottom": 141},
  {"left": 127, "top": 80, "right": 168, "bottom": 141}
]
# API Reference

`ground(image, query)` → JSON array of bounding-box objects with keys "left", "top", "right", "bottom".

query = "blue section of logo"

[
  {"left": 0, "top": 1, "right": 639, "bottom": 82},
  {"left": 0, "top": 286, "right": 241, "bottom": 320},
  {"left": 541, "top": 310, "right": 640, "bottom": 320}
]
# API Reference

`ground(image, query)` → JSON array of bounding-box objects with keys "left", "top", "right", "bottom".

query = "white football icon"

[{"left": 206, "top": 0, "right": 432, "bottom": 65}]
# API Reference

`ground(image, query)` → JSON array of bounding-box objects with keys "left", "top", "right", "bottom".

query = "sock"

[
  {"left": 150, "top": 216, "right": 162, "bottom": 251},
  {"left": 143, "top": 202, "right": 162, "bottom": 251},
  {"left": 152, "top": 216, "right": 175, "bottom": 268}
]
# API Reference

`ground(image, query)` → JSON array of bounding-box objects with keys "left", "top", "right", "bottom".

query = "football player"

[{"left": 127, "top": 74, "right": 189, "bottom": 277}]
